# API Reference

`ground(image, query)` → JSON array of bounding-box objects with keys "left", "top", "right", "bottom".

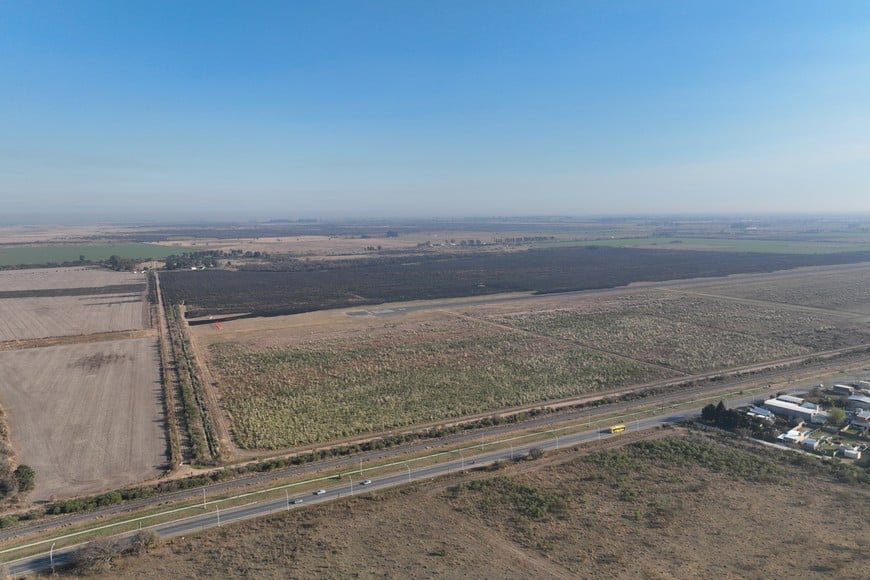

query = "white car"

[
  {"left": 361, "top": 479, "right": 372, "bottom": 486},
  {"left": 291, "top": 498, "right": 304, "bottom": 505},
  {"left": 314, "top": 489, "right": 326, "bottom": 495}
]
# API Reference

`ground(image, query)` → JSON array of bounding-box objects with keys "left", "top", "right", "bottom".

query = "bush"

[
  {"left": 527, "top": 447, "right": 545, "bottom": 460},
  {"left": 13, "top": 464, "right": 34, "bottom": 492},
  {"left": 70, "top": 538, "right": 122, "bottom": 574}
]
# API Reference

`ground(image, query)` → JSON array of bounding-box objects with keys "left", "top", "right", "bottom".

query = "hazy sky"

[{"left": 1, "top": 1, "right": 869, "bottom": 222}]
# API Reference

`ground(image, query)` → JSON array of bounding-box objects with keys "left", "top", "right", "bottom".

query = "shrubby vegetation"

[
  {"left": 209, "top": 332, "right": 666, "bottom": 449},
  {"left": 452, "top": 476, "right": 569, "bottom": 521}
]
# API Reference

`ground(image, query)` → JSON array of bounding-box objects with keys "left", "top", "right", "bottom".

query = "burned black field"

[{"left": 160, "top": 246, "right": 870, "bottom": 319}]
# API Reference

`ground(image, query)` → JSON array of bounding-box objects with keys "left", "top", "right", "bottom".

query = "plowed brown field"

[{"left": 0, "top": 339, "right": 166, "bottom": 501}]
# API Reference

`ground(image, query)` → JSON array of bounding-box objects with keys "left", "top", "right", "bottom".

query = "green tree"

[
  {"left": 827, "top": 406, "right": 847, "bottom": 426},
  {"left": 13, "top": 464, "right": 35, "bottom": 492}
]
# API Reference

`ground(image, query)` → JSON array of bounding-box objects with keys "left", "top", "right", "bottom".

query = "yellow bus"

[{"left": 608, "top": 424, "right": 626, "bottom": 434}]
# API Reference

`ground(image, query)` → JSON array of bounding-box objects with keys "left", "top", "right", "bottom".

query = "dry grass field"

[
  {"left": 478, "top": 291, "right": 869, "bottom": 372},
  {"left": 77, "top": 431, "right": 870, "bottom": 579},
  {"left": 192, "top": 265, "right": 870, "bottom": 450},
  {"left": 205, "top": 312, "right": 673, "bottom": 448},
  {"left": 686, "top": 263, "right": 870, "bottom": 314},
  {"left": 0, "top": 339, "right": 166, "bottom": 502}
]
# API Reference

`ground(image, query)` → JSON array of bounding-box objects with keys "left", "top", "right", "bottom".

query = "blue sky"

[{"left": 1, "top": 1, "right": 869, "bottom": 221}]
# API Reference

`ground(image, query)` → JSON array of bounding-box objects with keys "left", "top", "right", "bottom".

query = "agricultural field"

[
  {"left": 0, "top": 266, "right": 144, "bottom": 291},
  {"left": 160, "top": 246, "right": 870, "bottom": 319},
  {"left": 76, "top": 432, "right": 870, "bottom": 579},
  {"left": 0, "top": 338, "right": 166, "bottom": 501},
  {"left": 687, "top": 263, "right": 870, "bottom": 314},
  {"left": 204, "top": 312, "right": 674, "bottom": 448},
  {"left": 192, "top": 265, "right": 870, "bottom": 451},
  {"left": 536, "top": 235, "right": 870, "bottom": 254},
  {"left": 0, "top": 243, "right": 180, "bottom": 267},
  {"left": 0, "top": 268, "right": 149, "bottom": 341},
  {"left": 479, "top": 291, "right": 870, "bottom": 373}
]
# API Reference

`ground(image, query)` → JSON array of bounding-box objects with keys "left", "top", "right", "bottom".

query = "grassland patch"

[{"left": 208, "top": 326, "right": 673, "bottom": 449}]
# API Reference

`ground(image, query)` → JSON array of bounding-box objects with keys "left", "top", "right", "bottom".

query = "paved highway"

[{"left": 4, "top": 387, "right": 788, "bottom": 577}]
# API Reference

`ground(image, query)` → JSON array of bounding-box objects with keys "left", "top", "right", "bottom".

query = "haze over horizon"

[{"left": 2, "top": 1, "right": 869, "bottom": 222}]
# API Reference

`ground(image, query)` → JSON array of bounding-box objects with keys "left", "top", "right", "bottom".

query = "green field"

[
  {"left": 532, "top": 236, "right": 870, "bottom": 254},
  {"left": 0, "top": 243, "right": 182, "bottom": 266}
]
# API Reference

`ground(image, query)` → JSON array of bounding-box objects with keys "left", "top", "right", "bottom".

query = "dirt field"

[
  {"left": 0, "top": 268, "right": 150, "bottom": 341},
  {"left": 0, "top": 338, "right": 166, "bottom": 502},
  {"left": 77, "top": 431, "right": 870, "bottom": 579},
  {"left": 0, "top": 294, "right": 149, "bottom": 342},
  {"left": 0, "top": 267, "right": 145, "bottom": 291}
]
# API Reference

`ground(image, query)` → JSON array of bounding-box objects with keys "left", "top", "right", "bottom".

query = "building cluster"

[{"left": 751, "top": 385, "right": 870, "bottom": 460}]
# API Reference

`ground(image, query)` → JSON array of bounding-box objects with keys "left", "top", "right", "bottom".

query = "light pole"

[
  {"left": 406, "top": 464, "right": 411, "bottom": 483},
  {"left": 202, "top": 488, "right": 206, "bottom": 509},
  {"left": 285, "top": 489, "right": 289, "bottom": 511},
  {"left": 217, "top": 506, "right": 221, "bottom": 527},
  {"left": 460, "top": 450, "right": 464, "bottom": 471},
  {"left": 510, "top": 444, "right": 513, "bottom": 460},
  {"left": 50, "top": 542, "right": 56, "bottom": 575},
  {"left": 349, "top": 475, "right": 354, "bottom": 496}
]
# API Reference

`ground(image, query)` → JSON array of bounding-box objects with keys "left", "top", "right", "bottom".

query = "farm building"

[
  {"left": 776, "top": 394, "right": 805, "bottom": 405},
  {"left": 839, "top": 446, "right": 862, "bottom": 460},
  {"left": 832, "top": 384, "right": 854, "bottom": 396},
  {"left": 778, "top": 429, "right": 808, "bottom": 444},
  {"left": 764, "top": 399, "right": 827, "bottom": 424},
  {"left": 851, "top": 410, "right": 870, "bottom": 431},
  {"left": 802, "top": 438, "right": 820, "bottom": 451},
  {"left": 846, "top": 395, "right": 870, "bottom": 412},
  {"left": 746, "top": 406, "right": 775, "bottom": 422}
]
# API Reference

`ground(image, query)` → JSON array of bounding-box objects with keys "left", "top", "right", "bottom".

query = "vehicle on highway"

[
  {"left": 609, "top": 424, "right": 626, "bottom": 434},
  {"left": 361, "top": 479, "right": 372, "bottom": 486},
  {"left": 291, "top": 498, "right": 304, "bottom": 505},
  {"left": 314, "top": 489, "right": 326, "bottom": 495}
]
